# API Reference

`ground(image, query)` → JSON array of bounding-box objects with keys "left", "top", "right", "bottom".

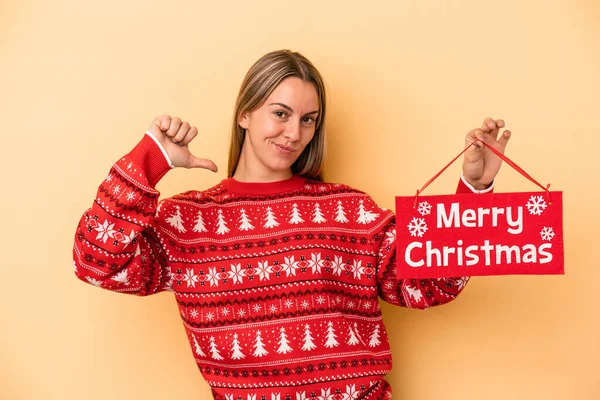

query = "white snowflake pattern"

[
  {"left": 351, "top": 259, "right": 365, "bottom": 280},
  {"left": 384, "top": 281, "right": 394, "bottom": 290},
  {"left": 112, "top": 184, "right": 121, "bottom": 194},
  {"left": 417, "top": 201, "right": 432, "bottom": 216},
  {"left": 237, "top": 309, "right": 247, "bottom": 318},
  {"left": 189, "top": 309, "right": 199, "bottom": 318},
  {"left": 316, "top": 295, "right": 326, "bottom": 305},
  {"left": 228, "top": 263, "right": 245, "bottom": 284},
  {"left": 126, "top": 191, "right": 136, "bottom": 202},
  {"left": 221, "top": 308, "right": 230, "bottom": 316},
  {"left": 205, "top": 311, "right": 215, "bottom": 321},
  {"left": 383, "top": 229, "right": 396, "bottom": 247},
  {"left": 362, "top": 301, "right": 371, "bottom": 310},
  {"left": 540, "top": 226, "right": 555, "bottom": 241},
  {"left": 269, "top": 304, "right": 278, "bottom": 314},
  {"left": 331, "top": 255, "right": 345, "bottom": 276},
  {"left": 256, "top": 261, "right": 273, "bottom": 281},
  {"left": 455, "top": 277, "right": 469, "bottom": 290},
  {"left": 94, "top": 220, "right": 116, "bottom": 243},
  {"left": 281, "top": 255, "right": 299, "bottom": 277},
  {"left": 407, "top": 217, "right": 428, "bottom": 237},
  {"left": 252, "top": 304, "right": 262, "bottom": 313},
  {"left": 284, "top": 299, "right": 294, "bottom": 308},
  {"left": 345, "top": 384, "right": 360, "bottom": 400},
  {"left": 300, "top": 300, "right": 310, "bottom": 309},
  {"left": 207, "top": 267, "right": 219, "bottom": 287},
  {"left": 526, "top": 195, "right": 547, "bottom": 215},
  {"left": 119, "top": 230, "right": 135, "bottom": 246},
  {"left": 347, "top": 301, "right": 356, "bottom": 309},
  {"left": 183, "top": 268, "right": 199, "bottom": 288},
  {"left": 307, "top": 253, "right": 325, "bottom": 274},
  {"left": 105, "top": 174, "right": 113, "bottom": 182}
]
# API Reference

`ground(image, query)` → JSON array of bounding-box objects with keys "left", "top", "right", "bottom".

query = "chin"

[{"left": 263, "top": 158, "right": 297, "bottom": 174}]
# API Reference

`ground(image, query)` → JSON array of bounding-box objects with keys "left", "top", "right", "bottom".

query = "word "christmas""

[
  {"left": 404, "top": 240, "right": 553, "bottom": 268},
  {"left": 437, "top": 203, "right": 523, "bottom": 234}
]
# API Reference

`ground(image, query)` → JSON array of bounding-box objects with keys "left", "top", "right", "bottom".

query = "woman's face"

[{"left": 238, "top": 76, "right": 320, "bottom": 179}]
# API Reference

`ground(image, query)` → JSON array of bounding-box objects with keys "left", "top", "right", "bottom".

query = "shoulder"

[{"left": 163, "top": 182, "right": 230, "bottom": 205}]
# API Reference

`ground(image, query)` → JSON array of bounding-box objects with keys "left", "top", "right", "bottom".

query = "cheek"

[
  {"left": 302, "top": 128, "right": 317, "bottom": 145},
  {"left": 251, "top": 116, "right": 282, "bottom": 138}
]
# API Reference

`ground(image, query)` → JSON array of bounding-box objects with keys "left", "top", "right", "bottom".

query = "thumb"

[{"left": 187, "top": 155, "right": 218, "bottom": 172}]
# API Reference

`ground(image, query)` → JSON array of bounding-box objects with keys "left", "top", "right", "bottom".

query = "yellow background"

[{"left": 1, "top": 0, "right": 598, "bottom": 399}]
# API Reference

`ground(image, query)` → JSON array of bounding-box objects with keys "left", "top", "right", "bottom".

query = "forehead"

[{"left": 266, "top": 77, "right": 319, "bottom": 111}]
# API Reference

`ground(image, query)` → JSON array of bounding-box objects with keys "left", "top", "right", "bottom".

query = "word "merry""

[{"left": 437, "top": 203, "right": 523, "bottom": 234}]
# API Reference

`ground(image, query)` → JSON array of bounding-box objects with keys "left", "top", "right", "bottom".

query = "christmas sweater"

[{"left": 73, "top": 133, "right": 489, "bottom": 400}]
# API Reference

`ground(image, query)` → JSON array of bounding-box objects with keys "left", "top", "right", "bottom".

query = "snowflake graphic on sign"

[
  {"left": 417, "top": 201, "right": 432, "bottom": 216},
  {"left": 540, "top": 226, "right": 555, "bottom": 241},
  {"left": 407, "top": 217, "right": 428, "bottom": 237},
  {"left": 526, "top": 195, "right": 547, "bottom": 215}
]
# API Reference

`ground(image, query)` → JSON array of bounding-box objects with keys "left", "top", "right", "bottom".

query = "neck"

[{"left": 233, "top": 154, "right": 293, "bottom": 183}]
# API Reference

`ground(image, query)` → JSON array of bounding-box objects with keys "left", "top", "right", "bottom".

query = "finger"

[
  {"left": 481, "top": 117, "right": 502, "bottom": 143},
  {"left": 491, "top": 119, "right": 506, "bottom": 141},
  {"left": 497, "top": 129, "right": 511, "bottom": 151},
  {"left": 189, "top": 156, "right": 218, "bottom": 172},
  {"left": 174, "top": 121, "right": 191, "bottom": 143},
  {"left": 468, "top": 128, "right": 485, "bottom": 149},
  {"left": 166, "top": 117, "right": 182, "bottom": 138},
  {"left": 481, "top": 118, "right": 507, "bottom": 141},
  {"left": 481, "top": 117, "right": 496, "bottom": 133},
  {"left": 151, "top": 115, "right": 171, "bottom": 132},
  {"left": 159, "top": 115, "right": 171, "bottom": 131},
  {"left": 182, "top": 126, "right": 198, "bottom": 146}
]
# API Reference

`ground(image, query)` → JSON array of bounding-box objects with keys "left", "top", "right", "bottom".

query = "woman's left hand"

[{"left": 462, "top": 117, "right": 512, "bottom": 190}]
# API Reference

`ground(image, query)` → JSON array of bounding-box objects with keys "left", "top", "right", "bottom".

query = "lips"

[{"left": 274, "top": 143, "right": 295, "bottom": 153}]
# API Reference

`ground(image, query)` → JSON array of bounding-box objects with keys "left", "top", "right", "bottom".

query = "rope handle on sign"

[{"left": 413, "top": 139, "right": 552, "bottom": 207}]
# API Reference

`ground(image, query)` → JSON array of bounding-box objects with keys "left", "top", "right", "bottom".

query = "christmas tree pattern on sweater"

[{"left": 73, "top": 134, "right": 476, "bottom": 400}]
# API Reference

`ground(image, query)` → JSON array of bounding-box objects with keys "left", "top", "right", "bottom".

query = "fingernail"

[{"left": 488, "top": 123, "right": 495, "bottom": 129}]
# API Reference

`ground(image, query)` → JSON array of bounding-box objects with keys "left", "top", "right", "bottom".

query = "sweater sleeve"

[
  {"left": 72, "top": 134, "right": 173, "bottom": 296},
  {"left": 375, "top": 177, "right": 493, "bottom": 309}
]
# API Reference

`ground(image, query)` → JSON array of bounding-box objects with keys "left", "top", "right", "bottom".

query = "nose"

[{"left": 283, "top": 119, "right": 301, "bottom": 142}]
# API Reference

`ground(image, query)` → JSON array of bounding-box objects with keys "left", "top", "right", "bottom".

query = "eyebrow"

[{"left": 269, "top": 103, "right": 319, "bottom": 115}]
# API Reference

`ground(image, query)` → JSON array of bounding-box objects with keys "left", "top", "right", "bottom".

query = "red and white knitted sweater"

[{"left": 73, "top": 134, "right": 486, "bottom": 400}]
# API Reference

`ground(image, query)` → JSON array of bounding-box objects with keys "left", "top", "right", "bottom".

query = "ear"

[{"left": 238, "top": 111, "right": 250, "bottom": 129}]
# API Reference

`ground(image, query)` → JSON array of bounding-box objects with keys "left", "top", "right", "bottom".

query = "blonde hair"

[{"left": 228, "top": 50, "right": 327, "bottom": 180}]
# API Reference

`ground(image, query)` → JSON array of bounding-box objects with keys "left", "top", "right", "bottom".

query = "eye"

[
  {"left": 274, "top": 111, "right": 287, "bottom": 118},
  {"left": 302, "top": 116, "right": 316, "bottom": 124}
]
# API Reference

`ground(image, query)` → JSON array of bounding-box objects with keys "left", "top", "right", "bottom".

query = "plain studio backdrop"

[{"left": 1, "top": 1, "right": 598, "bottom": 399}]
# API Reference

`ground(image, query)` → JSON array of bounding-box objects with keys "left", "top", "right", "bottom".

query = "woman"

[{"left": 73, "top": 49, "right": 510, "bottom": 399}]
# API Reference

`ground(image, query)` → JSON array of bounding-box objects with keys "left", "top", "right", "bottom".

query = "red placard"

[{"left": 395, "top": 191, "right": 564, "bottom": 278}]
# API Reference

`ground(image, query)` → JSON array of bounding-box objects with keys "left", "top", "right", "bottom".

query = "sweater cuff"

[
  {"left": 457, "top": 174, "right": 495, "bottom": 194},
  {"left": 145, "top": 130, "right": 175, "bottom": 169},
  {"left": 124, "top": 134, "right": 173, "bottom": 187}
]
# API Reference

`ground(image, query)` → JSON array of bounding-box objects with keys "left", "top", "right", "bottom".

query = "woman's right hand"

[{"left": 148, "top": 115, "right": 218, "bottom": 171}]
